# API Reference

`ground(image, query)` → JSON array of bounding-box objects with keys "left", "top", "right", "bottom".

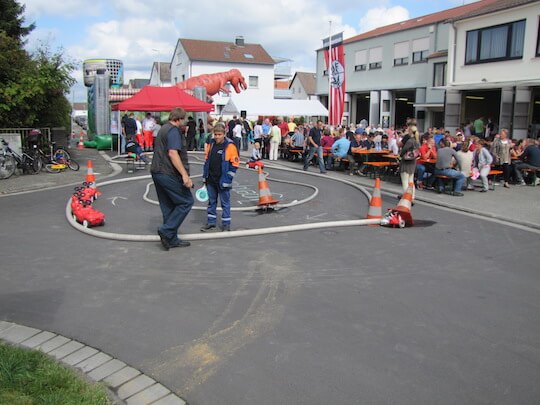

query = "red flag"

[{"left": 324, "top": 44, "right": 345, "bottom": 126}]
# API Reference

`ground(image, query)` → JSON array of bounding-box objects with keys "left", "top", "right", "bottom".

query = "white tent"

[{"left": 221, "top": 96, "right": 328, "bottom": 117}]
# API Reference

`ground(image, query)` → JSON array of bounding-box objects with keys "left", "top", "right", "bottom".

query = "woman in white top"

[
  {"left": 490, "top": 128, "right": 513, "bottom": 188},
  {"left": 269, "top": 118, "right": 282, "bottom": 161},
  {"left": 456, "top": 139, "right": 474, "bottom": 190}
]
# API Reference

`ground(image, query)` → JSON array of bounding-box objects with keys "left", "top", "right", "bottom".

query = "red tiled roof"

[
  {"left": 450, "top": 0, "right": 539, "bottom": 22},
  {"left": 274, "top": 81, "right": 290, "bottom": 89},
  {"left": 179, "top": 38, "right": 275, "bottom": 65},
  {"left": 343, "top": 0, "right": 501, "bottom": 44}
]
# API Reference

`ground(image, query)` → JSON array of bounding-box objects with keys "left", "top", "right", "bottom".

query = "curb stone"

[{"left": 0, "top": 321, "right": 187, "bottom": 405}]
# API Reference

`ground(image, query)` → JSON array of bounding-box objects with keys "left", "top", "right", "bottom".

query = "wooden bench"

[
  {"left": 520, "top": 167, "right": 540, "bottom": 185},
  {"left": 286, "top": 147, "right": 304, "bottom": 161},
  {"left": 488, "top": 169, "right": 503, "bottom": 190},
  {"left": 364, "top": 161, "right": 399, "bottom": 179},
  {"left": 435, "top": 175, "right": 454, "bottom": 193}
]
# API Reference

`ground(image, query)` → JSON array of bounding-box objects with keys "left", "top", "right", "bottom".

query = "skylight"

[{"left": 244, "top": 53, "right": 254, "bottom": 59}]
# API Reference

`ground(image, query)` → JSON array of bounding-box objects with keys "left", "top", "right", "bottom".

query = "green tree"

[
  {"left": 0, "top": 0, "right": 77, "bottom": 128},
  {"left": 0, "top": 0, "right": 35, "bottom": 42}
]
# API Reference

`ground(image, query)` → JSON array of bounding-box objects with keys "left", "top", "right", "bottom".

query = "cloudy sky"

[{"left": 21, "top": 0, "right": 478, "bottom": 102}]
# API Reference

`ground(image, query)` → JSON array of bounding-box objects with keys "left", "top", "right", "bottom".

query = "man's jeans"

[
  {"left": 152, "top": 173, "right": 194, "bottom": 242},
  {"left": 206, "top": 183, "right": 231, "bottom": 226},
  {"left": 434, "top": 168, "right": 465, "bottom": 192},
  {"left": 233, "top": 137, "right": 241, "bottom": 152},
  {"left": 303, "top": 145, "right": 326, "bottom": 173}
]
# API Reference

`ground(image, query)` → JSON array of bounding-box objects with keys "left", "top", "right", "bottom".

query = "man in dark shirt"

[
  {"left": 150, "top": 108, "right": 193, "bottom": 250},
  {"left": 185, "top": 116, "right": 197, "bottom": 151},
  {"left": 347, "top": 131, "right": 367, "bottom": 176},
  {"left": 303, "top": 119, "right": 326, "bottom": 173},
  {"left": 434, "top": 139, "right": 465, "bottom": 196},
  {"left": 514, "top": 138, "right": 540, "bottom": 185}
]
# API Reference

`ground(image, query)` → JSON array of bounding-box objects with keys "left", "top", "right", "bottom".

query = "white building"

[
  {"left": 290, "top": 72, "right": 318, "bottom": 101},
  {"left": 149, "top": 62, "right": 171, "bottom": 87},
  {"left": 170, "top": 37, "right": 275, "bottom": 115},
  {"left": 169, "top": 37, "right": 327, "bottom": 119},
  {"left": 446, "top": 0, "right": 540, "bottom": 138}
]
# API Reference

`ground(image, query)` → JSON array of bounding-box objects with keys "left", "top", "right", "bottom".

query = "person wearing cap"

[
  {"left": 151, "top": 107, "right": 193, "bottom": 250},
  {"left": 201, "top": 123, "right": 240, "bottom": 232}
]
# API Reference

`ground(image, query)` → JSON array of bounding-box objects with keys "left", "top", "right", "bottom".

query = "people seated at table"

[
  {"left": 327, "top": 130, "right": 351, "bottom": 171},
  {"left": 417, "top": 136, "right": 438, "bottom": 189},
  {"left": 290, "top": 126, "right": 304, "bottom": 148},
  {"left": 347, "top": 131, "right": 367, "bottom": 176},
  {"left": 475, "top": 139, "right": 493, "bottom": 192},
  {"left": 381, "top": 134, "right": 389, "bottom": 150},
  {"left": 513, "top": 138, "right": 540, "bottom": 186},
  {"left": 456, "top": 139, "right": 474, "bottom": 190},
  {"left": 434, "top": 139, "right": 466, "bottom": 196}
]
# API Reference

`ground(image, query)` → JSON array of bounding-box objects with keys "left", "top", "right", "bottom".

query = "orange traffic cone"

[
  {"left": 77, "top": 131, "right": 85, "bottom": 150},
  {"left": 367, "top": 177, "right": 383, "bottom": 224},
  {"left": 390, "top": 182, "right": 414, "bottom": 226},
  {"left": 85, "top": 160, "right": 101, "bottom": 197},
  {"left": 256, "top": 166, "right": 279, "bottom": 208}
]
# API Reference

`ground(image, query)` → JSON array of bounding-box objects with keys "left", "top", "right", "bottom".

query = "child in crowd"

[
  {"left": 250, "top": 141, "right": 262, "bottom": 162},
  {"left": 125, "top": 139, "right": 148, "bottom": 163}
]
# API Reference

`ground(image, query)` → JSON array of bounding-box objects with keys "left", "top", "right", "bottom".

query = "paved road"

[{"left": 1, "top": 163, "right": 539, "bottom": 405}]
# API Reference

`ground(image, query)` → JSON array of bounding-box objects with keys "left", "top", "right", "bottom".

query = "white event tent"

[{"left": 220, "top": 96, "right": 328, "bottom": 118}]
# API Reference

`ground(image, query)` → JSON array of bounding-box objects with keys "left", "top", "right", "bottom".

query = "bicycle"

[
  {"left": 0, "top": 138, "right": 42, "bottom": 179},
  {"left": 37, "top": 142, "right": 80, "bottom": 173}
]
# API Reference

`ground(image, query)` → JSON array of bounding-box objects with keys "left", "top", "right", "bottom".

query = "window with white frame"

[
  {"left": 249, "top": 76, "right": 259, "bottom": 88},
  {"left": 354, "top": 49, "right": 367, "bottom": 71},
  {"left": 433, "top": 62, "right": 447, "bottom": 87},
  {"left": 394, "top": 41, "right": 409, "bottom": 66},
  {"left": 465, "top": 19, "right": 526, "bottom": 64},
  {"left": 368, "top": 47, "right": 382, "bottom": 69},
  {"left": 412, "top": 37, "right": 429, "bottom": 63}
]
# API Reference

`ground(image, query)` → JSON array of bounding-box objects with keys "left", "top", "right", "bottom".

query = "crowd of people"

[
  {"left": 221, "top": 116, "right": 540, "bottom": 200},
  {"left": 129, "top": 108, "right": 539, "bottom": 250}
]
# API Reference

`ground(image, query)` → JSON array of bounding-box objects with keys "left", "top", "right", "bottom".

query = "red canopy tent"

[{"left": 111, "top": 86, "right": 214, "bottom": 112}]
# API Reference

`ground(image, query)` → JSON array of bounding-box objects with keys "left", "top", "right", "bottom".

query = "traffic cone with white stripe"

[
  {"left": 85, "top": 160, "right": 101, "bottom": 197},
  {"left": 77, "top": 131, "right": 85, "bottom": 150},
  {"left": 390, "top": 182, "right": 414, "bottom": 226},
  {"left": 366, "top": 177, "right": 383, "bottom": 225},
  {"left": 256, "top": 166, "right": 279, "bottom": 209}
]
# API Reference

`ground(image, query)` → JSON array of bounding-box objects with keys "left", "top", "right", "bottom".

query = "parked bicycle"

[
  {"left": 0, "top": 138, "right": 42, "bottom": 179},
  {"left": 37, "top": 142, "right": 80, "bottom": 173}
]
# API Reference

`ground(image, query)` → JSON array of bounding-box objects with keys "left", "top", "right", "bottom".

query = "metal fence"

[{"left": 0, "top": 128, "right": 52, "bottom": 144}]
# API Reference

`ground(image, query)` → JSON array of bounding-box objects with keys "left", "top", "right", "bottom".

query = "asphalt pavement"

[{"left": 1, "top": 145, "right": 539, "bottom": 405}]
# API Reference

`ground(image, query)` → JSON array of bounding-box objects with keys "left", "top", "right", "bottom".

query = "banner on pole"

[
  {"left": 322, "top": 32, "right": 343, "bottom": 48},
  {"left": 324, "top": 44, "right": 345, "bottom": 126}
]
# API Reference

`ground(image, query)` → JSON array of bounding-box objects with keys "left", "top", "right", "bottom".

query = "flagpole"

[{"left": 328, "top": 20, "right": 332, "bottom": 126}]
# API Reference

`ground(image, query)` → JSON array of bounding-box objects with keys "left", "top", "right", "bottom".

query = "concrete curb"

[{"left": 0, "top": 320, "right": 187, "bottom": 405}]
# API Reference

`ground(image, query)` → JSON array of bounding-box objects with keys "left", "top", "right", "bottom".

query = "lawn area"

[{"left": 0, "top": 342, "right": 113, "bottom": 405}]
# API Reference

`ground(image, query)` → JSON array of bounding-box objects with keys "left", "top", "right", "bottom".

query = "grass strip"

[{"left": 0, "top": 342, "right": 113, "bottom": 404}]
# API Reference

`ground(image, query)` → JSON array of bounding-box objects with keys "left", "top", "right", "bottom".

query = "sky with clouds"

[{"left": 20, "top": 0, "right": 478, "bottom": 101}]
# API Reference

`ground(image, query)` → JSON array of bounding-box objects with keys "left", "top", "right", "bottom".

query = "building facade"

[
  {"left": 446, "top": 0, "right": 540, "bottom": 139},
  {"left": 170, "top": 37, "right": 276, "bottom": 115},
  {"left": 290, "top": 72, "right": 318, "bottom": 101},
  {"left": 315, "top": 0, "right": 503, "bottom": 131}
]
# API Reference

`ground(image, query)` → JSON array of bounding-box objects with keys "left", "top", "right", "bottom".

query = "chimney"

[{"left": 235, "top": 36, "right": 245, "bottom": 47}]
